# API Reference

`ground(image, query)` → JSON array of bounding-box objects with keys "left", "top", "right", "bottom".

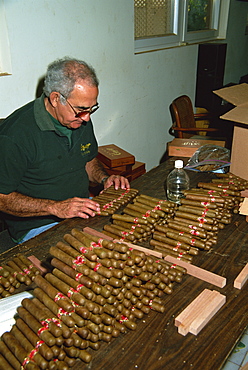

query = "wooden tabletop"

[{"left": 0, "top": 157, "right": 247, "bottom": 370}]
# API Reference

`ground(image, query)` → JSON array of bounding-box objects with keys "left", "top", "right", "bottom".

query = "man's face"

[{"left": 55, "top": 81, "right": 99, "bottom": 129}]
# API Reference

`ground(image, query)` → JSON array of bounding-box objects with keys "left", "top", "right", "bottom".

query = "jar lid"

[{"left": 175, "top": 160, "right": 184, "bottom": 169}]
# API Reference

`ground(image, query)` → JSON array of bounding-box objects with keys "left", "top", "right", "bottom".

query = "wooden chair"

[{"left": 170, "top": 95, "right": 220, "bottom": 139}]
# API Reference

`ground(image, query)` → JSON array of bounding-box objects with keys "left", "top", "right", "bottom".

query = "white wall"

[{"left": 0, "top": 0, "right": 247, "bottom": 171}]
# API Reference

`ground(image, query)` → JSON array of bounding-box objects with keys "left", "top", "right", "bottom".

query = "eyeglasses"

[{"left": 60, "top": 93, "right": 99, "bottom": 119}]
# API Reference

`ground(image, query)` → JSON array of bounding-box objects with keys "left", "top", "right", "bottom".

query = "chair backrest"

[{"left": 171, "top": 95, "right": 196, "bottom": 138}]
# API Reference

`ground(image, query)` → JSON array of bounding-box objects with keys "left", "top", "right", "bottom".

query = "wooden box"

[
  {"left": 131, "top": 161, "right": 146, "bottom": 181},
  {"left": 97, "top": 144, "right": 135, "bottom": 168},
  {"left": 168, "top": 138, "right": 226, "bottom": 158}
]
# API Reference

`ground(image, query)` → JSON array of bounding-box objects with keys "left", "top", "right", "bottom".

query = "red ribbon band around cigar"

[
  {"left": 21, "top": 356, "right": 31, "bottom": 369},
  {"left": 72, "top": 255, "right": 85, "bottom": 268},
  {"left": 57, "top": 307, "right": 74, "bottom": 318},
  {"left": 119, "top": 315, "right": 128, "bottom": 323},
  {"left": 94, "top": 262, "right": 101, "bottom": 272},
  {"left": 79, "top": 246, "right": 89, "bottom": 254},
  {"left": 75, "top": 272, "right": 83, "bottom": 281},
  {"left": 54, "top": 292, "right": 67, "bottom": 302}
]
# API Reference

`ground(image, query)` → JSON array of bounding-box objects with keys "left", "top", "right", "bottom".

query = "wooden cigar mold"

[{"left": 0, "top": 173, "right": 247, "bottom": 368}]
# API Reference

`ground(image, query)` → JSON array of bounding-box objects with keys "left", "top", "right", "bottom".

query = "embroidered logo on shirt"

[{"left": 81, "top": 143, "right": 91, "bottom": 156}]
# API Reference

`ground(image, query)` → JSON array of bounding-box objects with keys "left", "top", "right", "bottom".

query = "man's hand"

[
  {"left": 103, "top": 175, "right": 130, "bottom": 190},
  {"left": 85, "top": 158, "right": 130, "bottom": 190},
  {"left": 48, "top": 197, "right": 100, "bottom": 219},
  {"left": 0, "top": 192, "right": 100, "bottom": 219}
]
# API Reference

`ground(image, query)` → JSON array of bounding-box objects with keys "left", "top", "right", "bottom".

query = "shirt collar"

[{"left": 34, "top": 93, "right": 56, "bottom": 131}]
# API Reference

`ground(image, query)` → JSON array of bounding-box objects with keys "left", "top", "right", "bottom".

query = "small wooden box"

[
  {"left": 97, "top": 144, "right": 135, "bottom": 168},
  {"left": 168, "top": 138, "right": 226, "bottom": 158}
]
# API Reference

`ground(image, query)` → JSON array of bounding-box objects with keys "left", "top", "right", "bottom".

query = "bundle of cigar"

[
  {"left": 102, "top": 194, "right": 178, "bottom": 243},
  {"left": 0, "top": 254, "right": 41, "bottom": 299},
  {"left": 0, "top": 228, "right": 186, "bottom": 369},
  {"left": 93, "top": 186, "right": 139, "bottom": 216},
  {"left": 150, "top": 172, "right": 246, "bottom": 262}
]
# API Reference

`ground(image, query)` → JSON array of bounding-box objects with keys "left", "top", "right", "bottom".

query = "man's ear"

[{"left": 49, "top": 91, "right": 60, "bottom": 107}]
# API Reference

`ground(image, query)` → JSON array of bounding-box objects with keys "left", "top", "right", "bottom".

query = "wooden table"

[{"left": 1, "top": 157, "right": 247, "bottom": 370}]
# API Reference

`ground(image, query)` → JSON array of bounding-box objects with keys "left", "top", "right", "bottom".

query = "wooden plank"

[
  {"left": 27, "top": 255, "right": 48, "bottom": 275},
  {"left": 234, "top": 263, "right": 248, "bottom": 289},
  {"left": 189, "top": 291, "right": 226, "bottom": 335},
  {"left": 175, "top": 288, "right": 212, "bottom": 328},
  {"left": 177, "top": 290, "right": 214, "bottom": 336},
  {"left": 164, "top": 255, "right": 226, "bottom": 288}
]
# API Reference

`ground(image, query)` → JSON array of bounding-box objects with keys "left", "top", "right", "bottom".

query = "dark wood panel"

[{"left": 0, "top": 157, "right": 247, "bottom": 370}]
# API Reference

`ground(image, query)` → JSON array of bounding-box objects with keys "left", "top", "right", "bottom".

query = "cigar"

[
  {"left": 121, "top": 207, "right": 151, "bottom": 223},
  {"left": 167, "top": 221, "right": 207, "bottom": 239},
  {"left": 136, "top": 194, "right": 175, "bottom": 208},
  {"left": 16, "top": 254, "right": 40, "bottom": 277},
  {"left": 126, "top": 203, "right": 160, "bottom": 219},
  {"left": 152, "top": 232, "right": 190, "bottom": 251},
  {"left": 55, "top": 242, "right": 112, "bottom": 279},
  {"left": 134, "top": 200, "right": 166, "bottom": 218},
  {"left": 112, "top": 219, "right": 149, "bottom": 234},
  {"left": 0, "top": 339, "right": 21, "bottom": 370},
  {"left": 112, "top": 213, "right": 149, "bottom": 225},
  {"left": 12, "top": 256, "right": 35, "bottom": 282},
  {"left": 103, "top": 224, "right": 135, "bottom": 241},
  {"left": 10, "top": 325, "right": 48, "bottom": 370},
  {"left": 34, "top": 275, "right": 74, "bottom": 313},
  {"left": 33, "top": 287, "right": 76, "bottom": 328},
  {"left": 133, "top": 197, "right": 170, "bottom": 214},
  {"left": 123, "top": 204, "right": 157, "bottom": 224},
  {"left": 111, "top": 223, "right": 145, "bottom": 240},
  {"left": 51, "top": 268, "right": 94, "bottom": 302},
  {"left": 178, "top": 205, "right": 218, "bottom": 219},
  {"left": 166, "top": 231, "right": 205, "bottom": 250},
  {"left": 185, "top": 195, "right": 227, "bottom": 207},
  {"left": 17, "top": 306, "right": 57, "bottom": 347},
  {"left": 63, "top": 234, "right": 98, "bottom": 262},
  {"left": 49, "top": 246, "right": 90, "bottom": 275},
  {"left": 2, "top": 331, "right": 40, "bottom": 370},
  {"left": 150, "top": 239, "right": 192, "bottom": 262},
  {"left": 0, "top": 265, "right": 11, "bottom": 278},
  {"left": 48, "top": 269, "right": 101, "bottom": 315},
  {"left": 50, "top": 258, "right": 104, "bottom": 296},
  {"left": 0, "top": 353, "right": 15, "bottom": 370},
  {"left": 81, "top": 230, "right": 116, "bottom": 249},
  {"left": 7, "top": 260, "right": 32, "bottom": 285},
  {"left": 21, "top": 298, "right": 63, "bottom": 338},
  {"left": 71, "top": 229, "right": 109, "bottom": 258},
  {"left": 15, "top": 318, "right": 54, "bottom": 361},
  {"left": 198, "top": 182, "right": 240, "bottom": 196}
]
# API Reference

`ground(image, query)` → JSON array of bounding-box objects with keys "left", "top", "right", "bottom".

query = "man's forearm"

[
  {"left": 86, "top": 157, "right": 109, "bottom": 184},
  {"left": 0, "top": 192, "right": 56, "bottom": 217}
]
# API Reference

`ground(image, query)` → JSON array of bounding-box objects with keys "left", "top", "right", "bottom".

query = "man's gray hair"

[{"left": 43, "top": 57, "right": 99, "bottom": 101}]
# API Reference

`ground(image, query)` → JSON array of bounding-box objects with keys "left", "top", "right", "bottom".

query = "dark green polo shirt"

[{"left": 0, "top": 94, "right": 98, "bottom": 242}]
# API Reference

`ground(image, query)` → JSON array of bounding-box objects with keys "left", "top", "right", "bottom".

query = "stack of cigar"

[
  {"left": 102, "top": 194, "right": 177, "bottom": 243},
  {"left": 93, "top": 186, "right": 139, "bottom": 216},
  {"left": 0, "top": 228, "right": 186, "bottom": 369},
  {"left": 150, "top": 173, "right": 246, "bottom": 261},
  {"left": 0, "top": 254, "right": 40, "bottom": 299}
]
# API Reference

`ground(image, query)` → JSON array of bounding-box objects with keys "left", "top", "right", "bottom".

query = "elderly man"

[{"left": 0, "top": 57, "right": 129, "bottom": 244}]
